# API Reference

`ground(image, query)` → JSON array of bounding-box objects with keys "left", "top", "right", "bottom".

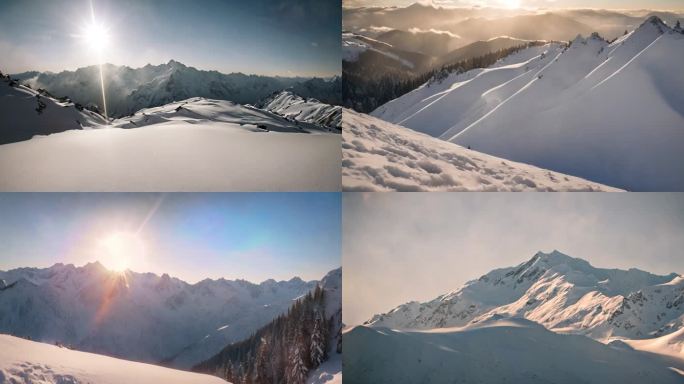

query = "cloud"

[
  {"left": 408, "top": 27, "right": 461, "bottom": 38},
  {"left": 369, "top": 25, "right": 394, "bottom": 32}
]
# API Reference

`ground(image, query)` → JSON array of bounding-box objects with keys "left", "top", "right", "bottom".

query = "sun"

[
  {"left": 81, "top": 22, "right": 110, "bottom": 52},
  {"left": 99, "top": 232, "right": 145, "bottom": 272}
]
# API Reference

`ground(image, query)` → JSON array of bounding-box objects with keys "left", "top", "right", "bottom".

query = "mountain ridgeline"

[
  {"left": 343, "top": 38, "right": 545, "bottom": 113},
  {"left": 0, "top": 262, "right": 335, "bottom": 368},
  {"left": 11, "top": 61, "right": 342, "bottom": 118},
  {"left": 194, "top": 268, "right": 342, "bottom": 384}
]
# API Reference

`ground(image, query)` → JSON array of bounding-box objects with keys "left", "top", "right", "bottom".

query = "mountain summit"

[{"left": 366, "top": 251, "right": 683, "bottom": 341}]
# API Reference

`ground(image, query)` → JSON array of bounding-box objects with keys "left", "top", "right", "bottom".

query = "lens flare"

[{"left": 99, "top": 232, "right": 145, "bottom": 272}]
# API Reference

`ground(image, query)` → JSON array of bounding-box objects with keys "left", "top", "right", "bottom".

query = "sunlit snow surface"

[
  {"left": 0, "top": 334, "right": 229, "bottom": 384},
  {"left": 344, "top": 318, "right": 684, "bottom": 384},
  {"left": 0, "top": 87, "right": 340, "bottom": 191},
  {"left": 342, "top": 109, "right": 619, "bottom": 191}
]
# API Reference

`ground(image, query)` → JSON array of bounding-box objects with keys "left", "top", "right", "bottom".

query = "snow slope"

[
  {"left": 366, "top": 250, "right": 683, "bottom": 341},
  {"left": 0, "top": 96, "right": 341, "bottom": 191},
  {"left": 0, "top": 74, "right": 106, "bottom": 145},
  {"left": 0, "top": 262, "right": 321, "bottom": 369},
  {"left": 0, "top": 334, "right": 228, "bottom": 384},
  {"left": 344, "top": 318, "right": 684, "bottom": 384},
  {"left": 257, "top": 91, "right": 341, "bottom": 129},
  {"left": 372, "top": 17, "right": 684, "bottom": 191},
  {"left": 343, "top": 109, "right": 620, "bottom": 191}
]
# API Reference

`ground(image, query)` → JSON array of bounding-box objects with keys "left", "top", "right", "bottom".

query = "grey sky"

[{"left": 343, "top": 193, "right": 684, "bottom": 325}]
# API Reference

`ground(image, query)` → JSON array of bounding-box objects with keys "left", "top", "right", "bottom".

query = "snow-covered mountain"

[
  {"left": 0, "top": 262, "right": 332, "bottom": 369},
  {"left": 257, "top": 91, "right": 341, "bottom": 129},
  {"left": 342, "top": 109, "right": 620, "bottom": 191},
  {"left": 344, "top": 317, "right": 684, "bottom": 384},
  {"left": 372, "top": 17, "right": 684, "bottom": 191},
  {"left": 351, "top": 250, "right": 684, "bottom": 383},
  {"left": 366, "top": 250, "right": 683, "bottom": 342},
  {"left": 0, "top": 73, "right": 106, "bottom": 145},
  {"left": 0, "top": 81, "right": 341, "bottom": 191},
  {"left": 0, "top": 334, "right": 228, "bottom": 384},
  {"left": 12, "top": 61, "right": 341, "bottom": 118}
]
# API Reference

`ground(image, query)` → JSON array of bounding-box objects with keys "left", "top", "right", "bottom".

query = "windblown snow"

[
  {"left": 0, "top": 334, "right": 228, "bottom": 384},
  {"left": 343, "top": 109, "right": 619, "bottom": 191},
  {"left": 0, "top": 77, "right": 341, "bottom": 191},
  {"left": 372, "top": 17, "right": 684, "bottom": 191}
]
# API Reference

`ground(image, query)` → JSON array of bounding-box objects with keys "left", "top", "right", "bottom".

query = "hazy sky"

[
  {"left": 343, "top": 0, "right": 684, "bottom": 10},
  {"left": 343, "top": 193, "right": 684, "bottom": 325},
  {"left": 0, "top": 193, "right": 341, "bottom": 284},
  {"left": 0, "top": 0, "right": 341, "bottom": 76}
]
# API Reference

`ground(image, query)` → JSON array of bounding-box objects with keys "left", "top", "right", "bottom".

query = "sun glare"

[
  {"left": 99, "top": 232, "right": 145, "bottom": 272},
  {"left": 81, "top": 22, "right": 110, "bottom": 52},
  {"left": 501, "top": 0, "right": 521, "bottom": 9}
]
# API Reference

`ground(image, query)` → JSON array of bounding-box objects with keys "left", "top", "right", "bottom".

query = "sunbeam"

[{"left": 86, "top": 0, "right": 109, "bottom": 120}]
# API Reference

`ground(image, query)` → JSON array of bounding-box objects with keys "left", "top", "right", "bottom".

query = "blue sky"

[
  {"left": 0, "top": 0, "right": 341, "bottom": 76},
  {"left": 343, "top": 193, "right": 684, "bottom": 324},
  {"left": 0, "top": 193, "right": 341, "bottom": 283}
]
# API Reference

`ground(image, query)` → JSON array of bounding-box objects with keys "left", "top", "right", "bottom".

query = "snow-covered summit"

[{"left": 366, "top": 251, "right": 683, "bottom": 341}]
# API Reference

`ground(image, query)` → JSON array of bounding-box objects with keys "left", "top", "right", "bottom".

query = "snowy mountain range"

[
  {"left": 342, "top": 109, "right": 619, "bottom": 191},
  {"left": 0, "top": 75, "right": 341, "bottom": 191},
  {"left": 11, "top": 61, "right": 341, "bottom": 118},
  {"left": 0, "top": 262, "right": 339, "bottom": 369},
  {"left": 345, "top": 250, "right": 684, "bottom": 383},
  {"left": 371, "top": 17, "right": 684, "bottom": 191}
]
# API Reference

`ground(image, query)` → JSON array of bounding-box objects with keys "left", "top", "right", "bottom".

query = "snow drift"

[{"left": 343, "top": 109, "right": 619, "bottom": 191}]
